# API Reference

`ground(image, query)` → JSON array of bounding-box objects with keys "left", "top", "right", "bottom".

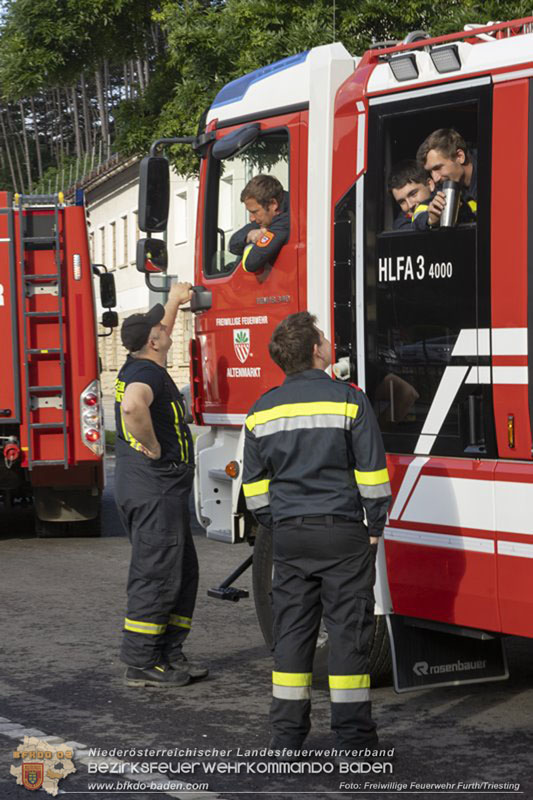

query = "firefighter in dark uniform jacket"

[
  {"left": 389, "top": 159, "right": 434, "bottom": 232},
  {"left": 243, "top": 312, "right": 392, "bottom": 751},
  {"left": 229, "top": 174, "right": 289, "bottom": 274},
  {"left": 114, "top": 283, "right": 208, "bottom": 688},
  {"left": 417, "top": 128, "right": 477, "bottom": 226}
]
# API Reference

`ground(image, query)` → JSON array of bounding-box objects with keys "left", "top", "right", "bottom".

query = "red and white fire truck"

[
  {"left": 0, "top": 192, "right": 117, "bottom": 536},
  {"left": 138, "top": 17, "right": 533, "bottom": 687}
]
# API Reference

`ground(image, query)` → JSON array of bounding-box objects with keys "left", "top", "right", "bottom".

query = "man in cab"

[{"left": 229, "top": 174, "right": 289, "bottom": 274}]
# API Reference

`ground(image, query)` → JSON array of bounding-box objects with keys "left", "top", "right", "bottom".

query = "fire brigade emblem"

[
  {"left": 11, "top": 736, "right": 76, "bottom": 795},
  {"left": 22, "top": 763, "right": 44, "bottom": 791},
  {"left": 233, "top": 329, "right": 250, "bottom": 363},
  {"left": 256, "top": 230, "right": 274, "bottom": 247}
]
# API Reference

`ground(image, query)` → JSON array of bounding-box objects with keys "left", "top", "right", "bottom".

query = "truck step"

[
  {"left": 27, "top": 349, "right": 61, "bottom": 355},
  {"left": 24, "top": 274, "right": 60, "bottom": 281},
  {"left": 23, "top": 236, "right": 57, "bottom": 246},
  {"left": 30, "top": 423, "right": 66, "bottom": 430},
  {"left": 30, "top": 460, "right": 67, "bottom": 466},
  {"left": 29, "top": 385, "right": 63, "bottom": 393},
  {"left": 25, "top": 311, "right": 61, "bottom": 317}
]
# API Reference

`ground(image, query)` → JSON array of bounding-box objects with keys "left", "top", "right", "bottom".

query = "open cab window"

[
  {"left": 204, "top": 130, "right": 289, "bottom": 278},
  {"left": 364, "top": 83, "right": 495, "bottom": 459}
]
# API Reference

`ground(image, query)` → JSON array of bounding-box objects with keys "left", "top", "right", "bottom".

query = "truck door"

[
  {"left": 492, "top": 76, "right": 533, "bottom": 638},
  {"left": 363, "top": 81, "right": 501, "bottom": 632},
  {"left": 196, "top": 112, "right": 307, "bottom": 425}
]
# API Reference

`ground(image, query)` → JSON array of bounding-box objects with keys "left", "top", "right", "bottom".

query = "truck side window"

[
  {"left": 364, "top": 86, "right": 495, "bottom": 459},
  {"left": 382, "top": 104, "right": 478, "bottom": 233},
  {"left": 204, "top": 131, "right": 289, "bottom": 277}
]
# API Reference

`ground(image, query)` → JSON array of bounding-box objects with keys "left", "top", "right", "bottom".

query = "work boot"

[
  {"left": 168, "top": 651, "right": 209, "bottom": 680},
  {"left": 269, "top": 738, "right": 305, "bottom": 762},
  {"left": 124, "top": 662, "right": 190, "bottom": 688}
]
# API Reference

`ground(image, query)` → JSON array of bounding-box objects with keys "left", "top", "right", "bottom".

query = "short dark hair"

[
  {"left": 417, "top": 128, "right": 470, "bottom": 166},
  {"left": 388, "top": 159, "right": 430, "bottom": 192},
  {"left": 269, "top": 311, "right": 320, "bottom": 375},
  {"left": 240, "top": 174, "right": 284, "bottom": 209}
]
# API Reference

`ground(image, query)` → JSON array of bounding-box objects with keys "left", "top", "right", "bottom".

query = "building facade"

[{"left": 83, "top": 157, "right": 198, "bottom": 395}]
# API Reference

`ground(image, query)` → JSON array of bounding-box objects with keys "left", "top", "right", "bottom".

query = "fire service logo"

[
  {"left": 11, "top": 736, "right": 76, "bottom": 795},
  {"left": 233, "top": 329, "right": 250, "bottom": 363}
]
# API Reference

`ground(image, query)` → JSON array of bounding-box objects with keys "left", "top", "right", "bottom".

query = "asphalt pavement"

[{"left": 0, "top": 453, "right": 533, "bottom": 799}]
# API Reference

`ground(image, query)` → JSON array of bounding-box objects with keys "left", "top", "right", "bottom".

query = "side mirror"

[
  {"left": 101, "top": 310, "right": 118, "bottom": 329},
  {"left": 99, "top": 272, "right": 116, "bottom": 308},
  {"left": 136, "top": 238, "right": 168, "bottom": 274},
  {"left": 138, "top": 156, "right": 170, "bottom": 232},
  {"left": 212, "top": 124, "right": 260, "bottom": 161},
  {"left": 190, "top": 285, "right": 212, "bottom": 313}
]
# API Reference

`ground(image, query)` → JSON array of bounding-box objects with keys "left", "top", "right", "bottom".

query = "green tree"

[{"left": 114, "top": 0, "right": 533, "bottom": 176}]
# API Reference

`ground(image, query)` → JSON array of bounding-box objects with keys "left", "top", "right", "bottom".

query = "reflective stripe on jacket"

[{"left": 242, "top": 369, "right": 392, "bottom": 535}]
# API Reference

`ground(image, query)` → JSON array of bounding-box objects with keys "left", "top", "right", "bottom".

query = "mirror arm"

[
  {"left": 145, "top": 273, "right": 171, "bottom": 293},
  {"left": 149, "top": 136, "right": 195, "bottom": 157},
  {"left": 98, "top": 329, "right": 113, "bottom": 338}
]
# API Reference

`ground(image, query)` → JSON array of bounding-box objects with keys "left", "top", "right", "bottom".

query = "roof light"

[
  {"left": 388, "top": 54, "right": 418, "bottom": 82},
  {"left": 430, "top": 44, "right": 461, "bottom": 73}
]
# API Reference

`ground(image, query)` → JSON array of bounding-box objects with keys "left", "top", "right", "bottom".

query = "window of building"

[
  {"left": 110, "top": 221, "right": 116, "bottom": 271},
  {"left": 174, "top": 191, "right": 187, "bottom": 245},
  {"left": 218, "top": 176, "right": 233, "bottom": 232},
  {"left": 120, "top": 215, "right": 128, "bottom": 268},
  {"left": 99, "top": 225, "right": 105, "bottom": 265},
  {"left": 129, "top": 210, "right": 139, "bottom": 264}
]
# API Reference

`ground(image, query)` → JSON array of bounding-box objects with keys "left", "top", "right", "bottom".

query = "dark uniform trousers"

[
  {"left": 115, "top": 438, "right": 198, "bottom": 668},
  {"left": 271, "top": 515, "right": 378, "bottom": 748}
]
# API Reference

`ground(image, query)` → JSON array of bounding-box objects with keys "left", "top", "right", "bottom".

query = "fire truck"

[
  {"left": 137, "top": 17, "right": 533, "bottom": 688},
  {"left": 0, "top": 192, "right": 117, "bottom": 536}
]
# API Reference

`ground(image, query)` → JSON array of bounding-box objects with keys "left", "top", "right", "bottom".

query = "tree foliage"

[
  {"left": 117, "top": 0, "right": 533, "bottom": 176},
  {"left": 0, "top": 0, "right": 529, "bottom": 188}
]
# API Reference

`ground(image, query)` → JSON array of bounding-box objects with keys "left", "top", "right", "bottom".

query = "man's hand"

[
  {"left": 247, "top": 227, "right": 267, "bottom": 244},
  {"left": 169, "top": 281, "right": 193, "bottom": 306},
  {"left": 370, "top": 537, "right": 379, "bottom": 546},
  {"left": 138, "top": 441, "right": 162, "bottom": 460},
  {"left": 428, "top": 191, "right": 446, "bottom": 226}
]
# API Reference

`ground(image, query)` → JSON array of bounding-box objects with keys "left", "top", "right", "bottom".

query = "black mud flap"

[{"left": 386, "top": 615, "right": 509, "bottom": 693}]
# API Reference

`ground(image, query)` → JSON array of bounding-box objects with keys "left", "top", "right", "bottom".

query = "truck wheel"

[
  {"left": 35, "top": 513, "right": 102, "bottom": 538},
  {"left": 252, "top": 523, "right": 391, "bottom": 687}
]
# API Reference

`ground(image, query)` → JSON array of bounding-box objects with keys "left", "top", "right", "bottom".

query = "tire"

[
  {"left": 252, "top": 524, "right": 391, "bottom": 687},
  {"left": 35, "top": 512, "right": 102, "bottom": 538}
]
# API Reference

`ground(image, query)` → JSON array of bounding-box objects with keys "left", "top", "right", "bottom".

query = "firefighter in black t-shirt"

[{"left": 114, "top": 283, "right": 208, "bottom": 688}]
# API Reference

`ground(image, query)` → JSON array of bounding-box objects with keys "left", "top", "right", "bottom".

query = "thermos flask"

[{"left": 440, "top": 179, "right": 460, "bottom": 227}]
